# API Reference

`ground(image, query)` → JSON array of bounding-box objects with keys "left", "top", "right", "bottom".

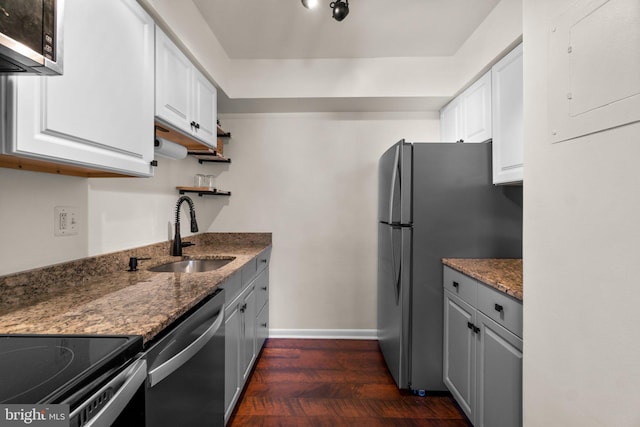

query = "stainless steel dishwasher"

[{"left": 144, "top": 288, "right": 225, "bottom": 427}]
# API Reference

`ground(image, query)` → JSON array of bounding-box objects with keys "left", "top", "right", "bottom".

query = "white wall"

[
  {"left": 213, "top": 112, "right": 439, "bottom": 332},
  {"left": 0, "top": 168, "right": 87, "bottom": 275},
  {"left": 87, "top": 156, "right": 208, "bottom": 256},
  {"left": 0, "top": 154, "right": 217, "bottom": 275},
  {"left": 523, "top": 1, "right": 640, "bottom": 426},
  {"left": 2, "top": 112, "right": 437, "bottom": 336}
]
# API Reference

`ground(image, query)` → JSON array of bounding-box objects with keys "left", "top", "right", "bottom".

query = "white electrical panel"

[
  {"left": 54, "top": 206, "right": 79, "bottom": 236},
  {"left": 548, "top": 0, "right": 640, "bottom": 143}
]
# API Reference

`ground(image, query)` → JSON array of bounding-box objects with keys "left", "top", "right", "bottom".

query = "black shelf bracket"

[
  {"left": 178, "top": 189, "right": 232, "bottom": 197},
  {"left": 187, "top": 151, "right": 232, "bottom": 164}
]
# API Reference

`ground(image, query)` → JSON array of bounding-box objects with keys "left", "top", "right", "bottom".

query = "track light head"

[
  {"left": 301, "top": 0, "right": 319, "bottom": 9},
  {"left": 330, "top": 0, "right": 349, "bottom": 21}
]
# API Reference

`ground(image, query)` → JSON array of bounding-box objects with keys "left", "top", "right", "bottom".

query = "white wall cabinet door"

[
  {"left": 191, "top": 70, "right": 217, "bottom": 146},
  {"left": 155, "top": 27, "right": 217, "bottom": 148},
  {"left": 4, "top": 0, "right": 155, "bottom": 176},
  {"left": 440, "top": 70, "right": 492, "bottom": 143},
  {"left": 440, "top": 98, "right": 462, "bottom": 142},
  {"left": 155, "top": 27, "right": 193, "bottom": 135},
  {"left": 461, "top": 71, "right": 492, "bottom": 143},
  {"left": 492, "top": 43, "right": 524, "bottom": 185}
]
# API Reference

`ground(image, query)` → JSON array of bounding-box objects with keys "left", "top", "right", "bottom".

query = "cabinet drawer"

[
  {"left": 255, "top": 269, "right": 269, "bottom": 312},
  {"left": 476, "top": 283, "right": 522, "bottom": 338},
  {"left": 241, "top": 257, "right": 258, "bottom": 287},
  {"left": 256, "top": 248, "right": 271, "bottom": 273},
  {"left": 256, "top": 302, "right": 269, "bottom": 351},
  {"left": 222, "top": 272, "right": 242, "bottom": 308},
  {"left": 443, "top": 266, "right": 477, "bottom": 306}
]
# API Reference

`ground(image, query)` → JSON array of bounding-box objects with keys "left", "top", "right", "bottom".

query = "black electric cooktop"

[{"left": 0, "top": 335, "right": 143, "bottom": 404}]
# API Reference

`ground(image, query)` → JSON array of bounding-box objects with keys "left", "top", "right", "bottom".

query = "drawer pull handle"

[
  {"left": 452, "top": 281, "right": 459, "bottom": 289},
  {"left": 494, "top": 304, "right": 504, "bottom": 312}
]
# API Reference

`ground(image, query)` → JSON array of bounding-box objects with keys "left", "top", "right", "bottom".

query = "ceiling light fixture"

[
  {"left": 301, "top": 0, "right": 350, "bottom": 21},
  {"left": 330, "top": 0, "right": 349, "bottom": 21},
  {"left": 301, "top": 0, "right": 319, "bottom": 9}
]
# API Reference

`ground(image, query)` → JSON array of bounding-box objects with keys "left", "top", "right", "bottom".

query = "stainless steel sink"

[{"left": 148, "top": 258, "right": 235, "bottom": 273}]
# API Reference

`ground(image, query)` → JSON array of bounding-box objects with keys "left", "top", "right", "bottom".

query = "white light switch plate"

[{"left": 54, "top": 206, "right": 79, "bottom": 236}]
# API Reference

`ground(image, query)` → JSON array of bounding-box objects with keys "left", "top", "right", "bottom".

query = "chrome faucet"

[{"left": 171, "top": 196, "right": 199, "bottom": 256}]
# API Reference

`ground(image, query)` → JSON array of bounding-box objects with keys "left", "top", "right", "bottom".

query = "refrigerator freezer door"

[
  {"left": 378, "top": 140, "right": 412, "bottom": 225},
  {"left": 378, "top": 143, "right": 400, "bottom": 224}
]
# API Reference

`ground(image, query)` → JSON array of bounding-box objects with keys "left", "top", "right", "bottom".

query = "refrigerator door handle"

[
  {"left": 390, "top": 225, "right": 401, "bottom": 305},
  {"left": 388, "top": 145, "right": 400, "bottom": 224}
]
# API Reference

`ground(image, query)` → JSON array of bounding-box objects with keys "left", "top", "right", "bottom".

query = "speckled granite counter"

[
  {"left": 442, "top": 258, "right": 522, "bottom": 301},
  {"left": 0, "top": 233, "right": 271, "bottom": 344}
]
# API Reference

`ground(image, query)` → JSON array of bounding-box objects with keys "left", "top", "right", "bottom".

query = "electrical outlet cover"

[{"left": 54, "top": 206, "right": 79, "bottom": 236}]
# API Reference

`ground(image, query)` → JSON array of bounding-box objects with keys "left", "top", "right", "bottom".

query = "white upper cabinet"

[
  {"left": 440, "top": 71, "right": 492, "bottom": 143},
  {"left": 155, "top": 29, "right": 193, "bottom": 134},
  {"left": 440, "top": 98, "right": 461, "bottom": 143},
  {"left": 461, "top": 71, "right": 492, "bottom": 143},
  {"left": 3, "top": 0, "right": 155, "bottom": 177},
  {"left": 492, "top": 43, "right": 523, "bottom": 185},
  {"left": 155, "top": 27, "right": 217, "bottom": 148},
  {"left": 192, "top": 71, "right": 218, "bottom": 145}
]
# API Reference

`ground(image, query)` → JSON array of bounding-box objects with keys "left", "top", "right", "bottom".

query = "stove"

[{"left": 0, "top": 335, "right": 146, "bottom": 426}]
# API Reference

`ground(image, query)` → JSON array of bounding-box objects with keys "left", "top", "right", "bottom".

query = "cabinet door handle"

[
  {"left": 467, "top": 322, "right": 480, "bottom": 334},
  {"left": 261, "top": 322, "right": 267, "bottom": 327},
  {"left": 240, "top": 303, "right": 247, "bottom": 313},
  {"left": 494, "top": 303, "right": 504, "bottom": 313},
  {"left": 195, "top": 122, "right": 200, "bottom": 129},
  {"left": 452, "top": 281, "right": 459, "bottom": 289},
  {"left": 190, "top": 121, "right": 196, "bottom": 128},
  {"left": 261, "top": 286, "right": 267, "bottom": 291}
]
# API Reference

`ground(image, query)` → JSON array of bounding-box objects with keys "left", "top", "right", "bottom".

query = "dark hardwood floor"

[{"left": 228, "top": 338, "right": 472, "bottom": 426}]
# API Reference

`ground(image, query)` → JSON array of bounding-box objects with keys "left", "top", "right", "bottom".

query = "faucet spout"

[{"left": 171, "top": 196, "right": 198, "bottom": 256}]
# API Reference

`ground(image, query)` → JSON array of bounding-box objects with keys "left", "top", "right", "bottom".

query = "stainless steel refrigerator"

[{"left": 377, "top": 140, "right": 522, "bottom": 392}]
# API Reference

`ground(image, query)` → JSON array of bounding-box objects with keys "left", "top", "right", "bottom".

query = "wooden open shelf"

[{"left": 0, "top": 154, "right": 134, "bottom": 178}]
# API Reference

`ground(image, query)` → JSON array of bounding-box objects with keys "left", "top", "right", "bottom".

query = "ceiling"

[{"left": 192, "top": 0, "right": 502, "bottom": 60}]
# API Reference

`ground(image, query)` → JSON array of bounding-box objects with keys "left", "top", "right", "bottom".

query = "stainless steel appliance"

[
  {"left": 0, "top": 334, "right": 146, "bottom": 426},
  {"left": 0, "top": 0, "right": 63, "bottom": 74},
  {"left": 377, "top": 140, "right": 522, "bottom": 392},
  {"left": 144, "top": 288, "right": 225, "bottom": 427}
]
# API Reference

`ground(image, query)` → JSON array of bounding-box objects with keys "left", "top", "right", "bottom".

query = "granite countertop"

[
  {"left": 0, "top": 233, "right": 271, "bottom": 344},
  {"left": 442, "top": 258, "right": 523, "bottom": 301}
]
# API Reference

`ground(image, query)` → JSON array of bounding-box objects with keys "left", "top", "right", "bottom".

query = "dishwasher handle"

[
  {"left": 147, "top": 305, "right": 225, "bottom": 388},
  {"left": 70, "top": 358, "right": 147, "bottom": 427}
]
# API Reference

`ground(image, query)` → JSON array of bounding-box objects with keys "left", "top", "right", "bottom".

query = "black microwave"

[{"left": 0, "top": 0, "right": 63, "bottom": 75}]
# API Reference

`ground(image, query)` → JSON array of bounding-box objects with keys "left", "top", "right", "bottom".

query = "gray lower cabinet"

[
  {"left": 443, "top": 290, "right": 476, "bottom": 421},
  {"left": 224, "top": 249, "right": 271, "bottom": 424},
  {"left": 476, "top": 312, "right": 523, "bottom": 427},
  {"left": 443, "top": 266, "right": 522, "bottom": 427}
]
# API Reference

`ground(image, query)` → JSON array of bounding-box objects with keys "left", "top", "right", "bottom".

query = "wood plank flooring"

[{"left": 228, "top": 339, "right": 472, "bottom": 427}]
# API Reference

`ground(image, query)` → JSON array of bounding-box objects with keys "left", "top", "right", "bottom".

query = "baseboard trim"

[{"left": 268, "top": 329, "right": 378, "bottom": 340}]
